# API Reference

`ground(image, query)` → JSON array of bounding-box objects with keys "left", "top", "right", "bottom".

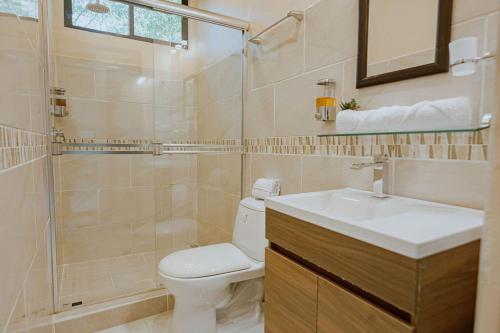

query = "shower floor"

[{"left": 58, "top": 252, "right": 158, "bottom": 309}]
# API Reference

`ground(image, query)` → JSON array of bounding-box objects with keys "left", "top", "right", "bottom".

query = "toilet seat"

[{"left": 159, "top": 243, "right": 253, "bottom": 279}]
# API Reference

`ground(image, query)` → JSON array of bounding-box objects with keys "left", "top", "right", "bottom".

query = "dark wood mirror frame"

[{"left": 356, "top": 0, "right": 453, "bottom": 88}]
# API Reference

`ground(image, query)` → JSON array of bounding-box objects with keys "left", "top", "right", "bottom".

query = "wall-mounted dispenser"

[
  {"left": 315, "top": 79, "right": 336, "bottom": 122},
  {"left": 50, "top": 87, "right": 69, "bottom": 117}
]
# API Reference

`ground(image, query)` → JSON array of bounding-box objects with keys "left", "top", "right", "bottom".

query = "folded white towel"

[
  {"left": 336, "top": 97, "right": 472, "bottom": 133},
  {"left": 252, "top": 178, "right": 280, "bottom": 200}
]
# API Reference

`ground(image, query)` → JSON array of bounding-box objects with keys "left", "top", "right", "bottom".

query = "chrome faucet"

[{"left": 350, "top": 154, "right": 390, "bottom": 198}]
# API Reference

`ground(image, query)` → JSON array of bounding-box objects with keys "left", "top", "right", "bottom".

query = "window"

[
  {"left": 64, "top": 0, "right": 188, "bottom": 46},
  {"left": 0, "top": 0, "right": 38, "bottom": 19}
]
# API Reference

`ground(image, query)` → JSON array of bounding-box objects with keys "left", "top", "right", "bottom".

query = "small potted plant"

[{"left": 340, "top": 98, "right": 361, "bottom": 111}]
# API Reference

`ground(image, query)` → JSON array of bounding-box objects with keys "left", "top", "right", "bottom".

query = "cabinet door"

[
  {"left": 265, "top": 248, "right": 318, "bottom": 333},
  {"left": 317, "top": 277, "right": 415, "bottom": 333}
]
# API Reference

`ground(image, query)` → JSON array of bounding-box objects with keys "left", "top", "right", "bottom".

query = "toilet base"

[
  {"left": 170, "top": 287, "right": 230, "bottom": 333},
  {"left": 172, "top": 301, "right": 217, "bottom": 333}
]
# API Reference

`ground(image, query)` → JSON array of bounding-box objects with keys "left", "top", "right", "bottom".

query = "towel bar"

[{"left": 248, "top": 10, "right": 304, "bottom": 44}]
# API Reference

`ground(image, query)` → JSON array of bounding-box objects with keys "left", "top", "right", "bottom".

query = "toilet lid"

[{"left": 158, "top": 243, "right": 252, "bottom": 279}]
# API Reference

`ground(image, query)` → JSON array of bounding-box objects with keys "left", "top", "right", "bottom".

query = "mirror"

[{"left": 357, "top": 0, "right": 453, "bottom": 88}]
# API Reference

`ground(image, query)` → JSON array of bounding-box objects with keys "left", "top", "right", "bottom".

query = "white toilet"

[{"left": 158, "top": 197, "right": 267, "bottom": 333}]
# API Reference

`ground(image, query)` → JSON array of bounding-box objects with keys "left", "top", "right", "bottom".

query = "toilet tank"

[{"left": 232, "top": 198, "right": 267, "bottom": 262}]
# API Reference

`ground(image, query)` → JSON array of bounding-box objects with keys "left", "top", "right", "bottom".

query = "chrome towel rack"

[{"left": 248, "top": 10, "right": 304, "bottom": 44}]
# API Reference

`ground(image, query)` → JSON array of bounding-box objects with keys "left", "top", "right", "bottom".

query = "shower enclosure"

[{"left": 48, "top": 0, "right": 247, "bottom": 310}]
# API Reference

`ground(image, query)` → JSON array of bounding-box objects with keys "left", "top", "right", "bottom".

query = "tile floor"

[
  {"left": 96, "top": 312, "right": 264, "bottom": 333},
  {"left": 58, "top": 252, "right": 158, "bottom": 309}
]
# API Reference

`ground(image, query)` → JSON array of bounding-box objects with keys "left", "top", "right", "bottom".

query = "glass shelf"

[{"left": 317, "top": 125, "right": 490, "bottom": 137}]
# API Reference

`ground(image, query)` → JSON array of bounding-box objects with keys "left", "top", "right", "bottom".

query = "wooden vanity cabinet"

[
  {"left": 317, "top": 277, "right": 415, "bottom": 333},
  {"left": 264, "top": 209, "right": 481, "bottom": 333},
  {"left": 265, "top": 249, "right": 317, "bottom": 333}
]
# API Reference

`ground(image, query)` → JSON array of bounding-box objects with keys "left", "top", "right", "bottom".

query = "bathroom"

[{"left": 0, "top": 0, "right": 499, "bottom": 332}]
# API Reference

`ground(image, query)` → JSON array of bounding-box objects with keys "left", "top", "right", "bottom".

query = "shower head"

[{"left": 86, "top": 0, "right": 110, "bottom": 14}]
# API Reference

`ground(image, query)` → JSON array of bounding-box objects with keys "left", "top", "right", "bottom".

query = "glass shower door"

[
  {"left": 152, "top": 16, "right": 244, "bottom": 283},
  {"left": 51, "top": 1, "right": 244, "bottom": 311},
  {"left": 52, "top": 0, "right": 158, "bottom": 307}
]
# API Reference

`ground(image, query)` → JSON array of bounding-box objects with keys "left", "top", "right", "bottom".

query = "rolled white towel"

[
  {"left": 336, "top": 97, "right": 472, "bottom": 133},
  {"left": 336, "top": 105, "right": 411, "bottom": 133},
  {"left": 403, "top": 97, "right": 472, "bottom": 131},
  {"left": 252, "top": 178, "right": 280, "bottom": 200}
]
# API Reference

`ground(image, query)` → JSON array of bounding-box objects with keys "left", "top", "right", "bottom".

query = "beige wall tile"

[
  {"left": 131, "top": 155, "right": 154, "bottom": 187},
  {"left": 250, "top": 154, "right": 302, "bottom": 194},
  {"left": 60, "top": 155, "right": 131, "bottom": 191},
  {"left": 58, "top": 99, "right": 153, "bottom": 139},
  {"left": 275, "top": 63, "right": 343, "bottom": 136},
  {"left": 483, "top": 12, "right": 499, "bottom": 117},
  {"left": 197, "top": 155, "right": 241, "bottom": 196},
  {"left": 0, "top": 15, "right": 32, "bottom": 50},
  {"left": 155, "top": 106, "right": 197, "bottom": 141},
  {"left": 245, "top": 0, "right": 320, "bottom": 30},
  {"left": 25, "top": 233, "right": 54, "bottom": 322},
  {"left": 301, "top": 156, "right": 373, "bottom": 192},
  {"left": 33, "top": 158, "right": 50, "bottom": 238},
  {"left": 0, "top": 164, "right": 36, "bottom": 326},
  {"left": 61, "top": 190, "right": 99, "bottom": 228},
  {"left": 196, "top": 186, "right": 209, "bottom": 225},
  {"left": 95, "top": 66, "right": 154, "bottom": 104},
  {"left": 216, "top": 154, "right": 242, "bottom": 196},
  {"left": 199, "top": 95, "right": 242, "bottom": 141},
  {"left": 305, "top": 0, "right": 358, "bottom": 71},
  {"left": 155, "top": 79, "right": 184, "bottom": 108},
  {"left": 172, "top": 218, "right": 197, "bottom": 250},
  {"left": 154, "top": 187, "right": 172, "bottom": 224},
  {"left": 453, "top": 0, "right": 499, "bottom": 23},
  {"left": 249, "top": 17, "right": 305, "bottom": 89},
  {"left": 155, "top": 220, "right": 173, "bottom": 251},
  {"left": 245, "top": 85, "right": 275, "bottom": 138},
  {"left": 5, "top": 290, "right": 27, "bottom": 333},
  {"left": 132, "top": 223, "right": 155, "bottom": 254},
  {"left": 393, "top": 159, "right": 488, "bottom": 209},
  {"left": 55, "top": 58, "right": 96, "bottom": 99},
  {"left": 99, "top": 188, "right": 155, "bottom": 225},
  {"left": 196, "top": 155, "right": 218, "bottom": 186},
  {"left": 63, "top": 225, "right": 132, "bottom": 263},
  {"left": 154, "top": 156, "right": 192, "bottom": 186},
  {"left": 0, "top": 49, "right": 32, "bottom": 130},
  {"left": 171, "top": 184, "right": 196, "bottom": 220}
]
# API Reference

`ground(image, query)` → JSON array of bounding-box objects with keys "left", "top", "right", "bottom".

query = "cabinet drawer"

[
  {"left": 265, "top": 248, "right": 317, "bottom": 333},
  {"left": 266, "top": 208, "right": 418, "bottom": 314},
  {"left": 318, "top": 277, "right": 415, "bottom": 333}
]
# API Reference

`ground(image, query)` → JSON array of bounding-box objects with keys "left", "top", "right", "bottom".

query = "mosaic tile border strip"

[
  {"left": 62, "top": 138, "right": 243, "bottom": 154},
  {"left": 0, "top": 124, "right": 48, "bottom": 171},
  {"left": 245, "top": 130, "right": 490, "bottom": 161}
]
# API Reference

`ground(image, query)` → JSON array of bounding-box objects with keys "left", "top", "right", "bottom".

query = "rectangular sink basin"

[{"left": 265, "top": 188, "right": 484, "bottom": 259}]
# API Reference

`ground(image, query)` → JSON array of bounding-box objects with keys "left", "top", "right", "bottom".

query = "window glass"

[
  {"left": 134, "top": 6, "right": 183, "bottom": 43},
  {"left": 71, "top": 0, "right": 130, "bottom": 36},
  {"left": 0, "top": 0, "right": 38, "bottom": 18},
  {"left": 66, "top": 0, "right": 186, "bottom": 45}
]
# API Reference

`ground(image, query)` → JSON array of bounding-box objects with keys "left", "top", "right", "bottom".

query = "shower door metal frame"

[
  {"left": 130, "top": 0, "right": 249, "bottom": 30},
  {"left": 45, "top": 0, "right": 249, "bottom": 313}
]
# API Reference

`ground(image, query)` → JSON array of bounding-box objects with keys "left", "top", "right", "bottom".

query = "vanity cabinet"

[
  {"left": 264, "top": 208, "right": 480, "bottom": 333},
  {"left": 317, "top": 277, "right": 414, "bottom": 333},
  {"left": 265, "top": 249, "right": 317, "bottom": 333}
]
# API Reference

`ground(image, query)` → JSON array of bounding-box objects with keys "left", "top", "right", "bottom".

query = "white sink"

[{"left": 265, "top": 188, "right": 484, "bottom": 259}]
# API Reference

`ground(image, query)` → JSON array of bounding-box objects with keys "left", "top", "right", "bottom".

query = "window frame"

[
  {"left": 0, "top": 11, "right": 38, "bottom": 21},
  {"left": 64, "top": 0, "right": 189, "bottom": 47}
]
